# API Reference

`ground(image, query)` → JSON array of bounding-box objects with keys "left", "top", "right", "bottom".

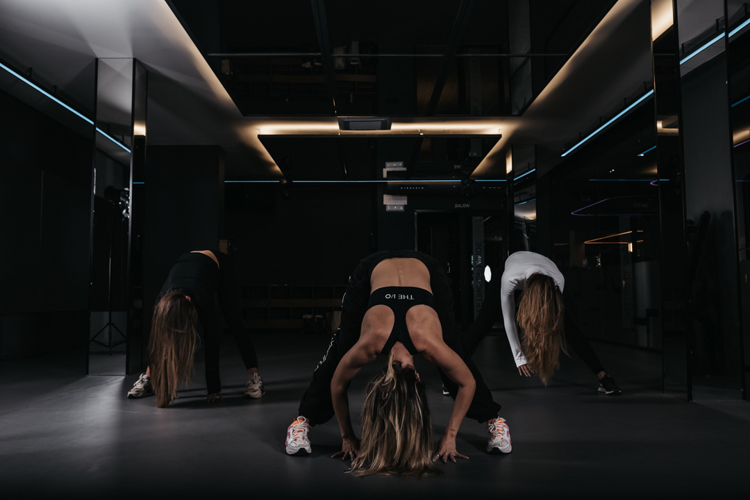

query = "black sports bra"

[{"left": 367, "top": 286, "right": 435, "bottom": 356}]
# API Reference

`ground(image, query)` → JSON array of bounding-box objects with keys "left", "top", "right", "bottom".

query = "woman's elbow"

[{"left": 458, "top": 377, "right": 476, "bottom": 392}]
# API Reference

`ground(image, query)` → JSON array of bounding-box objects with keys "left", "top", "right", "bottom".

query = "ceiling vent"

[{"left": 338, "top": 117, "right": 392, "bottom": 131}]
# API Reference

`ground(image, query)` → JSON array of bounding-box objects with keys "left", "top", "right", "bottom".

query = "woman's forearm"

[
  {"left": 444, "top": 381, "right": 476, "bottom": 438},
  {"left": 331, "top": 382, "right": 355, "bottom": 438}
]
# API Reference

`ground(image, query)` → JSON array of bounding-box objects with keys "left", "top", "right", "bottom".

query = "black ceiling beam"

[
  {"left": 310, "top": 0, "right": 337, "bottom": 117},
  {"left": 406, "top": 0, "right": 475, "bottom": 179},
  {"left": 425, "top": 0, "right": 475, "bottom": 116}
]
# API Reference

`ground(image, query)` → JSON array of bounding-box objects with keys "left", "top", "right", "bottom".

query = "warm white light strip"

[{"left": 256, "top": 121, "right": 502, "bottom": 136}]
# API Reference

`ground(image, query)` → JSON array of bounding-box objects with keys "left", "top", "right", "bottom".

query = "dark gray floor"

[{"left": 1, "top": 333, "right": 749, "bottom": 499}]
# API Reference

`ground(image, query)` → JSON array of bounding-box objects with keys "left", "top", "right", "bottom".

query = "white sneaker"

[
  {"left": 127, "top": 373, "right": 154, "bottom": 399},
  {"left": 487, "top": 417, "right": 512, "bottom": 454},
  {"left": 285, "top": 416, "right": 311, "bottom": 455},
  {"left": 244, "top": 373, "right": 265, "bottom": 399}
]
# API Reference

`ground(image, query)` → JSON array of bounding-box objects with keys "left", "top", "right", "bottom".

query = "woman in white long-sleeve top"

[{"left": 468, "top": 251, "right": 622, "bottom": 394}]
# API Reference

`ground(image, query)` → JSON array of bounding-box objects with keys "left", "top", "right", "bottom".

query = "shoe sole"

[
  {"left": 487, "top": 444, "right": 512, "bottom": 454},
  {"left": 127, "top": 391, "right": 154, "bottom": 399},
  {"left": 244, "top": 390, "right": 266, "bottom": 399},
  {"left": 286, "top": 445, "right": 312, "bottom": 455},
  {"left": 598, "top": 387, "right": 622, "bottom": 396}
]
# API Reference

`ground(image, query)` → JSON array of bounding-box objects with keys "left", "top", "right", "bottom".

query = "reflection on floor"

[{"left": 1, "top": 333, "right": 749, "bottom": 499}]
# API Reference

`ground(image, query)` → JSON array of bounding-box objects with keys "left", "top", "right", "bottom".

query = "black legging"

[
  {"left": 465, "top": 264, "right": 605, "bottom": 375},
  {"left": 157, "top": 251, "right": 258, "bottom": 394}
]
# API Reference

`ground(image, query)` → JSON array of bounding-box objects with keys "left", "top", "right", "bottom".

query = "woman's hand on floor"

[
  {"left": 518, "top": 364, "right": 533, "bottom": 377},
  {"left": 332, "top": 436, "right": 360, "bottom": 461},
  {"left": 205, "top": 392, "right": 223, "bottom": 403},
  {"left": 433, "top": 435, "right": 468, "bottom": 463}
]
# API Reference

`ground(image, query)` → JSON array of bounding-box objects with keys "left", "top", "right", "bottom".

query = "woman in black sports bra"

[{"left": 285, "top": 251, "right": 509, "bottom": 477}]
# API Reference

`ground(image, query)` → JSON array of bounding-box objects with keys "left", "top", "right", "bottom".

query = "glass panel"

[
  {"left": 726, "top": 0, "right": 750, "bottom": 399},
  {"left": 89, "top": 59, "right": 134, "bottom": 376}
]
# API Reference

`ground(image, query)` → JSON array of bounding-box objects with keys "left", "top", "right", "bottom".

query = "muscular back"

[{"left": 370, "top": 258, "right": 432, "bottom": 293}]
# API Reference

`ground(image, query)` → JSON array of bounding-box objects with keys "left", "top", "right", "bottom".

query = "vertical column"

[
  {"left": 126, "top": 60, "right": 148, "bottom": 374},
  {"left": 89, "top": 58, "right": 136, "bottom": 375},
  {"left": 722, "top": 0, "right": 749, "bottom": 399},
  {"left": 471, "top": 216, "right": 485, "bottom": 319},
  {"left": 651, "top": 3, "right": 690, "bottom": 399},
  {"left": 505, "top": 148, "right": 515, "bottom": 259}
]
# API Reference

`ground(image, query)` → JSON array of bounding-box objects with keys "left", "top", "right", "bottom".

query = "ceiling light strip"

[
  {"left": 514, "top": 168, "right": 536, "bottom": 181},
  {"left": 588, "top": 178, "right": 669, "bottom": 182},
  {"left": 561, "top": 89, "right": 654, "bottom": 157},
  {"left": 679, "top": 33, "right": 725, "bottom": 65},
  {"left": 208, "top": 52, "right": 569, "bottom": 58},
  {"left": 96, "top": 128, "right": 131, "bottom": 153},
  {"left": 225, "top": 179, "right": 507, "bottom": 184},
  {"left": 0, "top": 61, "right": 131, "bottom": 154},
  {"left": 136, "top": 179, "right": 508, "bottom": 185},
  {"left": 585, "top": 229, "right": 643, "bottom": 244},
  {"left": 729, "top": 18, "right": 750, "bottom": 38},
  {"left": 515, "top": 197, "right": 536, "bottom": 206},
  {"left": 637, "top": 145, "right": 657, "bottom": 156},
  {"left": 732, "top": 95, "right": 750, "bottom": 107}
]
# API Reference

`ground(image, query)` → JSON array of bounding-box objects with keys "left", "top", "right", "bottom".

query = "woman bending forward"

[{"left": 285, "top": 251, "right": 509, "bottom": 477}]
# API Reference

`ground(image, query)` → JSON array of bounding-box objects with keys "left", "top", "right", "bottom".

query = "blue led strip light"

[
  {"left": 0, "top": 61, "right": 131, "bottom": 153},
  {"left": 561, "top": 90, "right": 654, "bottom": 157},
  {"left": 588, "top": 178, "right": 669, "bottom": 182},
  {"left": 515, "top": 197, "right": 536, "bottom": 205},
  {"left": 637, "top": 145, "right": 657, "bottom": 156},
  {"left": 96, "top": 127, "right": 131, "bottom": 153},
  {"left": 732, "top": 95, "right": 750, "bottom": 108},
  {"left": 514, "top": 168, "right": 536, "bottom": 181},
  {"left": 680, "top": 33, "right": 725, "bottom": 65},
  {"left": 729, "top": 18, "right": 750, "bottom": 38}
]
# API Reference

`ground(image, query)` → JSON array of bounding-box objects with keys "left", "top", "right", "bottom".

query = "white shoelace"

[
  {"left": 488, "top": 418, "right": 508, "bottom": 440},
  {"left": 289, "top": 419, "right": 309, "bottom": 443},
  {"left": 133, "top": 374, "right": 149, "bottom": 389}
]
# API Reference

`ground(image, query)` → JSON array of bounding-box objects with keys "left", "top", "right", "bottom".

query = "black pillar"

[{"left": 652, "top": 13, "right": 690, "bottom": 399}]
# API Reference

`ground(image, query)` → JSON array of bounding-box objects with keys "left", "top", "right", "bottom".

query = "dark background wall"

[
  {"left": 681, "top": 54, "right": 742, "bottom": 379},
  {"left": 140, "top": 144, "right": 225, "bottom": 330},
  {"left": 225, "top": 183, "right": 376, "bottom": 287},
  {"left": 0, "top": 89, "right": 92, "bottom": 364}
]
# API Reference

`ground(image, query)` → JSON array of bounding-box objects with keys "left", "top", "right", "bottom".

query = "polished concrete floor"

[{"left": 1, "top": 333, "right": 749, "bottom": 499}]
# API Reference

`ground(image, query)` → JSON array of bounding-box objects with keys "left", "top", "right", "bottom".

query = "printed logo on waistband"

[{"left": 385, "top": 293, "right": 414, "bottom": 300}]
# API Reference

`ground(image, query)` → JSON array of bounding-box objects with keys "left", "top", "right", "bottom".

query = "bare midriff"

[
  {"left": 191, "top": 250, "right": 220, "bottom": 269},
  {"left": 370, "top": 258, "right": 432, "bottom": 293}
]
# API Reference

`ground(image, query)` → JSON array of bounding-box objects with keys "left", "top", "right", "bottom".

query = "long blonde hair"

[
  {"left": 148, "top": 290, "right": 199, "bottom": 408},
  {"left": 351, "top": 352, "right": 439, "bottom": 478},
  {"left": 517, "top": 273, "right": 567, "bottom": 385}
]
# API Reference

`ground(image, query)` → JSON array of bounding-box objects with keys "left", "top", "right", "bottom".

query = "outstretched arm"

[
  {"left": 330, "top": 341, "right": 378, "bottom": 460},
  {"left": 422, "top": 340, "right": 476, "bottom": 462},
  {"left": 500, "top": 278, "right": 531, "bottom": 376}
]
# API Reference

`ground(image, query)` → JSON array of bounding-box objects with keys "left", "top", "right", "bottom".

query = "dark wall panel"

[
  {"left": 0, "top": 89, "right": 93, "bottom": 363},
  {"left": 0, "top": 165, "right": 42, "bottom": 313},
  {"left": 682, "top": 54, "right": 742, "bottom": 380},
  {"left": 225, "top": 184, "right": 376, "bottom": 287}
]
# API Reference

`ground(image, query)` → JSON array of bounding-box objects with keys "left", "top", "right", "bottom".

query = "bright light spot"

[{"left": 484, "top": 265, "right": 492, "bottom": 282}]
